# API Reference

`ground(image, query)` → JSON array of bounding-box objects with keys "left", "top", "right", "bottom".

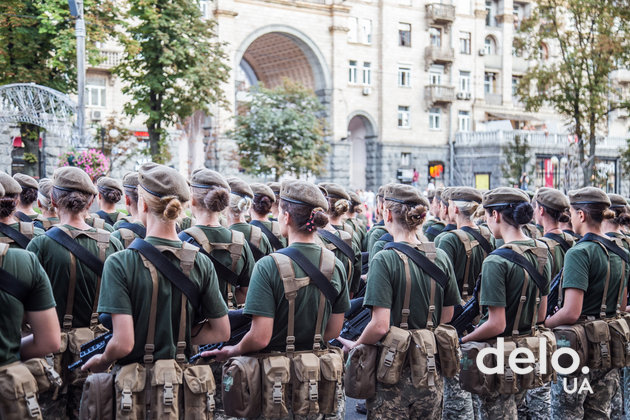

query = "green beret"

[
  {"left": 483, "top": 187, "right": 530, "bottom": 208},
  {"left": 138, "top": 163, "right": 190, "bottom": 202},
  {"left": 427, "top": 189, "right": 436, "bottom": 200},
  {"left": 251, "top": 183, "right": 275, "bottom": 202},
  {"left": 191, "top": 168, "right": 230, "bottom": 190},
  {"left": 450, "top": 187, "right": 483, "bottom": 203},
  {"left": 568, "top": 187, "right": 610, "bottom": 206},
  {"left": 13, "top": 173, "right": 38, "bottom": 190},
  {"left": 377, "top": 185, "right": 385, "bottom": 198},
  {"left": 320, "top": 183, "right": 350, "bottom": 201},
  {"left": 441, "top": 187, "right": 454, "bottom": 203},
  {"left": 38, "top": 178, "right": 53, "bottom": 198},
  {"left": 280, "top": 180, "right": 328, "bottom": 211},
  {"left": 53, "top": 167, "right": 97, "bottom": 195},
  {"left": 384, "top": 183, "right": 429, "bottom": 208},
  {"left": 0, "top": 173, "right": 21, "bottom": 195},
  {"left": 347, "top": 190, "right": 361, "bottom": 206},
  {"left": 122, "top": 172, "right": 139, "bottom": 189},
  {"left": 97, "top": 176, "right": 123, "bottom": 195},
  {"left": 534, "top": 188, "right": 569, "bottom": 212},
  {"left": 226, "top": 177, "right": 253, "bottom": 199},
  {"left": 434, "top": 187, "right": 445, "bottom": 200},
  {"left": 266, "top": 182, "right": 281, "bottom": 196},
  {"left": 608, "top": 193, "right": 627, "bottom": 209}
]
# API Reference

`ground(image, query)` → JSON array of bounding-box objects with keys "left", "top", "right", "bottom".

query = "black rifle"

[
  {"left": 546, "top": 269, "right": 563, "bottom": 317},
  {"left": 450, "top": 277, "right": 481, "bottom": 336},
  {"left": 329, "top": 297, "right": 372, "bottom": 347},
  {"left": 68, "top": 314, "right": 113, "bottom": 371},
  {"left": 189, "top": 309, "right": 252, "bottom": 364}
]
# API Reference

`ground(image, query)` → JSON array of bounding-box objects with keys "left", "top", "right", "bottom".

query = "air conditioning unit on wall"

[
  {"left": 362, "top": 87, "right": 371, "bottom": 96},
  {"left": 456, "top": 92, "right": 465, "bottom": 99},
  {"left": 90, "top": 110, "right": 103, "bottom": 121},
  {"left": 478, "top": 49, "right": 487, "bottom": 56}
]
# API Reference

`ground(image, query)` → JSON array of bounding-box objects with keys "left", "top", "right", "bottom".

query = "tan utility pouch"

[
  {"left": 514, "top": 335, "right": 543, "bottom": 390},
  {"left": 261, "top": 355, "right": 291, "bottom": 419},
  {"left": 408, "top": 329, "right": 438, "bottom": 388},
  {"left": 537, "top": 327, "right": 557, "bottom": 383},
  {"left": 495, "top": 339, "right": 519, "bottom": 394},
  {"left": 459, "top": 341, "right": 495, "bottom": 395},
  {"left": 319, "top": 351, "right": 344, "bottom": 414},
  {"left": 222, "top": 356, "right": 262, "bottom": 418},
  {"left": 79, "top": 372, "right": 115, "bottom": 420},
  {"left": 183, "top": 365, "right": 216, "bottom": 420},
  {"left": 23, "top": 358, "right": 62, "bottom": 394},
  {"left": 434, "top": 324, "right": 460, "bottom": 378},
  {"left": 115, "top": 363, "right": 146, "bottom": 420},
  {"left": 376, "top": 326, "right": 411, "bottom": 385},
  {"left": 607, "top": 317, "right": 630, "bottom": 369},
  {"left": 48, "top": 331, "right": 68, "bottom": 380},
  {"left": 67, "top": 327, "right": 95, "bottom": 385},
  {"left": 583, "top": 319, "right": 612, "bottom": 370},
  {"left": 150, "top": 359, "right": 182, "bottom": 420},
  {"left": 291, "top": 353, "right": 320, "bottom": 416},
  {"left": 553, "top": 324, "right": 588, "bottom": 374},
  {"left": 0, "top": 362, "right": 42, "bottom": 420},
  {"left": 344, "top": 344, "right": 377, "bottom": 399}
]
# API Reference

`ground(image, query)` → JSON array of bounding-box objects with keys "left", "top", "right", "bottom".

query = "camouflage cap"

[
  {"left": 482, "top": 187, "right": 530, "bottom": 208},
  {"left": 384, "top": 183, "right": 430, "bottom": 208},
  {"left": 450, "top": 187, "right": 482, "bottom": 203},
  {"left": 568, "top": 187, "right": 610, "bottom": 206},
  {"left": 226, "top": 177, "right": 253, "bottom": 199},
  {"left": 138, "top": 163, "right": 190, "bottom": 202},
  {"left": 251, "top": 183, "right": 275, "bottom": 202},
  {"left": 347, "top": 190, "right": 361, "bottom": 206},
  {"left": 280, "top": 180, "right": 328, "bottom": 211},
  {"left": 190, "top": 168, "right": 229, "bottom": 190},
  {"left": 53, "top": 167, "right": 97, "bottom": 195},
  {"left": 96, "top": 176, "right": 123, "bottom": 194},
  {"left": 534, "top": 188, "right": 569, "bottom": 212},
  {"left": 266, "top": 182, "right": 281, "bottom": 196},
  {"left": 608, "top": 193, "right": 628, "bottom": 209},
  {"left": 13, "top": 173, "right": 38, "bottom": 190}
]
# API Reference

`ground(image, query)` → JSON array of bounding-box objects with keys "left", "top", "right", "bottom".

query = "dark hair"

[
  {"left": 327, "top": 197, "right": 349, "bottom": 218},
  {"left": 536, "top": 201, "right": 570, "bottom": 223},
  {"left": 0, "top": 194, "right": 17, "bottom": 218},
  {"left": 280, "top": 199, "right": 328, "bottom": 233},
  {"left": 52, "top": 188, "right": 92, "bottom": 213},
  {"left": 571, "top": 203, "right": 615, "bottom": 224},
  {"left": 19, "top": 187, "right": 38, "bottom": 206},
  {"left": 252, "top": 194, "right": 273, "bottom": 216},
  {"left": 487, "top": 202, "right": 534, "bottom": 228},
  {"left": 384, "top": 200, "right": 428, "bottom": 231},
  {"left": 124, "top": 187, "right": 138, "bottom": 204},
  {"left": 611, "top": 206, "right": 630, "bottom": 226},
  {"left": 99, "top": 187, "right": 122, "bottom": 204},
  {"left": 193, "top": 186, "right": 229, "bottom": 213}
]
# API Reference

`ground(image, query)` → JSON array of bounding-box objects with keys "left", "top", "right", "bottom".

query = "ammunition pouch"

[
  {"left": 344, "top": 344, "right": 377, "bottom": 399},
  {"left": 0, "top": 362, "right": 44, "bottom": 420}
]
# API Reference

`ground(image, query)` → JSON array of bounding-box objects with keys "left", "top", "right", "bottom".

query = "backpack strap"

[
  {"left": 250, "top": 220, "right": 284, "bottom": 251},
  {"left": 90, "top": 217, "right": 106, "bottom": 230},
  {"left": 451, "top": 230, "right": 475, "bottom": 300},
  {"left": 246, "top": 226, "right": 265, "bottom": 261},
  {"left": 0, "top": 222, "right": 31, "bottom": 248},
  {"left": 19, "top": 221, "right": 34, "bottom": 239},
  {"left": 0, "top": 243, "right": 30, "bottom": 303},
  {"left": 119, "top": 229, "right": 136, "bottom": 248}
]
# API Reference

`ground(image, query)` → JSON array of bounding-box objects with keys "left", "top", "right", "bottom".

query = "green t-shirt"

[
  {"left": 0, "top": 222, "right": 45, "bottom": 249},
  {"left": 478, "top": 240, "right": 552, "bottom": 336},
  {"left": 0, "top": 249, "right": 55, "bottom": 366},
  {"left": 98, "top": 237, "right": 228, "bottom": 365},
  {"left": 260, "top": 220, "right": 287, "bottom": 249},
  {"left": 436, "top": 228, "right": 496, "bottom": 297},
  {"left": 230, "top": 222, "right": 273, "bottom": 257},
  {"left": 364, "top": 243, "right": 460, "bottom": 329},
  {"left": 111, "top": 220, "right": 145, "bottom": 248},
  {"left": 178, "top": 216, "right": 195, "bottom": 232},
  {"left": 319, "top": 229, "right": 362, "bottom": 295},
  {"left": 243, "top": 242, "right": 350, "bottom": 352},
  {"left": 562, "top": 237, "right": 629, "bottom": 318},
  {"left": 367, "top": 223, "right": 388, "bottom": 256},
  {"left": 346, "top": 218, "right": 367, "bottom": 252},
  {"left": 337, "top": 222, "right": 363, "bottom": 253},
  {"left": 540, "top": 232, "right": 575, "bottom": 279},
  {"left": 26, "top": 225, "right": 123, "bottom": 327},
  {"left": 423, "top": 219, "right": 445, "bottom": 242}
]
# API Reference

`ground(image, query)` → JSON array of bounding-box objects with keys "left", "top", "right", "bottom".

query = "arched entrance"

[{"left": 347, "top": 113, "right": 377, "bottom": 190}]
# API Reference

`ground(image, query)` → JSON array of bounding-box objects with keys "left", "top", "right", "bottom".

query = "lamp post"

[{"left": 68, "top": 0, "right": 86, "bottom": 147}]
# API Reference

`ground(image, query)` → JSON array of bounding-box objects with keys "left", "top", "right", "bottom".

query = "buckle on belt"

[
  {"left": 427, "top": 355, "right": 436, "bottom": 372},
  {"left": 505, "top": 368, "right": 514, "bottom": 382},
  {"left": 383, "top": 348, "right": 396, "bottom": 367},
  {"left": 601, "top": 342, "right": 610, "bottom": 358},
  {"left": 272, "top": 381, "right": 283, "bottom": 404},
  {"left": 121, "top": 389, "right": 133, "bottom": 412},
  {"left": 309, "top": 379, "right": 318, "bottom": 401},
  {"left": 63, "top": 314, "right": 73, "bottom": 330},
  {"left": 163, "top": 383, "right": 174, "bottom": 406},
  {"left": 25, "top": 392, "right": 40, "bottom": 417},
  {"left": 207, "top": 392, "right": 215, "bottom": 412},
  {"left": 286, "top": 336, "right": 295, "bottom": 353}
]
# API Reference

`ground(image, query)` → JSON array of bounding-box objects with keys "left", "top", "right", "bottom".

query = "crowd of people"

[{"left": 1, "top": 164, "right": 629, "bottom": 420}]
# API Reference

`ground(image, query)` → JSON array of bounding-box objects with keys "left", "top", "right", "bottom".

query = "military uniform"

[
  {"left": 366, "top": 220, "right": 388, "bottom": 256},
  {"left": 424, "top": 218, "right": 446, "bottom": 242},
  {"left": 0, "top": 222, "right": 45, "bottom": 248},
  {"left": 319, "top": 227, "right": 362, "bottom": 297},
  {"left": 230, "top": 221, "right": 274, "bottom": 257},
  {"left": 111, "top": 219, "right": 146, "bottom": 248},
  {"left": 84, "top": 216, "right": 114, "bottom": 232}
]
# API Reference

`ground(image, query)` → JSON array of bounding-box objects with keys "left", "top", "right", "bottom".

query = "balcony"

[
  {"left": 513, "top": 56, "right": 529, "bottom": 73},
  {"left": 484, "top": 93, "right": 502, "bottom": 106},
  {"left": 611, "top": 69, "right": 630, "bottom": 83},
  {"left": 424, "top": 46, "right": 454, "bottom": 70},
  {"left": 425, "top": 85, "right": 455, "bottom": 105},
  {"left": 426, "top": 3, "right": 455, "bottom": 24},
  {"left": 93, "top": 50, "right": 122, "bottom": 69}
]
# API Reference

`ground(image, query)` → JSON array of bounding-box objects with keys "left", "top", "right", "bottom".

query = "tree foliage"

[
  {"left": 232, "top": 80, "right": 330, "bottom": 181},
  {"left": 516, "top": 0, "right": 630, "bottom": 186},
  {"left": 501, "top": 135, "right": 532, "bottom": 187},
  {"left": 115, "top": 0, "right": 230, "bottom": 163}
]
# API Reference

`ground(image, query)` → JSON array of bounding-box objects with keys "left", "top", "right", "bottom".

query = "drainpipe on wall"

[{"left": 449, "top": 105, "right": 454, "bottom": 186}]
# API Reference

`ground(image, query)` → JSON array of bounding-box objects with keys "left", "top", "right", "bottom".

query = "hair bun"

[{"left": 512, "top": 202, "right": 534, "bottom": 225}]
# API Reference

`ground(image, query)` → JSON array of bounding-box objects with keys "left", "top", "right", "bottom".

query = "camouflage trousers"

[
  {"left": 517, "top": 383, "right": 551, "bottom": 420},
  {"left": 550, "top": 368, "right": 619, "bottom": 420},
  {"left": 366, "top": 368, "right": 443, "bottom": 420},
  {"left": 39, "top": 383, "right": 82, "bottom": 420},
  {"left": 442, "top": 375, "right": 474, "bottom": 420},
  {"left": 611, "top": 369, "right": 623, "bottom": 420},
  {"left": 477, "top": 389, "right": 526, "bottom": 420}
]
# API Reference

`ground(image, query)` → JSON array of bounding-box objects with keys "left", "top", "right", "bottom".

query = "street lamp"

[{"left": 68, "top": 0, "right": 86, "bottom": 147}]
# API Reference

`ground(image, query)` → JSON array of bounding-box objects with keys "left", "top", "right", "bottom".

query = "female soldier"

[
  {"left": 13, "top": 173, "right": 41, "bottom": 224},
  {"left": 345, "top": 190, "right": 368, "bottom": 252},
  {"left": 226, "top": 177, "right": 273, "bottom": 259},
  {"left": 366, "top": 185, "right": 388, "bottom": 255},
  {"left": 424, "top": 187, "right": 447, "bottom": 242},
  {"left": 267, "top": 181, "right": 281, "bottom": 220},
  {"left": 111, "top": 172, "right": 146, "bottom": 248},
  {"left": 340, "top": 183, "right": 460, "bottom": 419},
  {"left": 180, "top": 169, "right": 254, "bottom": 308},
  {"left": 462, "top": 187, "right": 552, "bottom": 419},
  {"left": 250, "top": 182, "right": 287, "bottom": 250},
  {"left": 206, "top": 180, "right": 350, "bottom": 419},
  {"left": 545, "top": 187, "right": 629, "bottom": 419},
  {"left": 93, "top": 176, "right": 125, "bottom": 226},
  {"left": 82, "top": 163, "right": 230, "bottom": 417},
  {"left": 26, "top": 167, "right": 123, "bottom": 419},
  {"left": 35, "top": 179, "right": 60, "bottom": 230},
  {"left": 0, "top": 173, "right": 44, "bottom": 248}
]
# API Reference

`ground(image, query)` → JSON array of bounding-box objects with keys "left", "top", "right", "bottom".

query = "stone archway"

[{"left": 347, "top": 112, "right": 377, "bottom": 190}]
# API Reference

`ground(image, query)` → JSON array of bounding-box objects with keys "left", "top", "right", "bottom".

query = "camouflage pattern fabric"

[
  {"left": 442, "top": 375, "right": 474, "bottom": 419},
  {"left": 40, "top": 383, "right": 82, "bottom": 420},
  {"left": 625, "top": 367, "right": 630, "bottom": 420},
  {"left": 366, "top": 368, "right": 443, "bottom": 419},
  {"left": 551, "top": 368, "right": 619, "bottom": 419},
  {"left": 517, "top": 383, "right": 551, "bottom": 420},
  {"left": 611, "top": 371, "right": 623, "bottom": 420},
  {"left": 477, "top": 391, "right": 523, "bottom": 420}
]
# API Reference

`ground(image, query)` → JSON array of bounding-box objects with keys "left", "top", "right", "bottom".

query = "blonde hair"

[
  {"left": 229, "top": 193, "right": 252, "bottom": 215},
  {"left": 139, "top": 188, "right": 184, "bottom": 221},
  {"left": 451, "top": 200, "right": 480, "bottom": 219},
  {"left": 384, "top": 200, "right": 428, "bottom": 231}
]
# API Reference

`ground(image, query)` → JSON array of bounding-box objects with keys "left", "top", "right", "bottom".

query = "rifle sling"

[
  {"left": 491, "top": 248, "right": 547, "bottom": 293},
  {"left": 460, "top": 226, "right": 493, "bottom": 255},
  {"left": 0, "top": 267, "right": 29, "bottom": 302},
  {"left": 118, "top": 222, "right": 147, "bottom": 239},
  {"left": 46, "top": 227, "right": 104, "bottom": 277},
  {"left": 581, "top": 233, "right": 630, "bottom": 264},
  {"left": 0, "top": 222, "right": 30, "bottom": 249},
  {"left": 317, "top": 229, "right": 354, "bottom": 261},
  {"left": 14, "top": 211, "right": 33, "bottom": 223},
  {"left": 247, "top": 239, "right": 265, "bottom": 261},
  {"left": 383, "top": 242, "right": 448, "bottom": 289},
  {"left": 179, "top": 232, "right": 240, "bottom": 287},
  {"left": 275, "top": 247, "right": 339, "bottom": 302},
  {"left": 425, "top": 225, "right": 444, "bottom": 238},
  {"left": 250, "top": 220, "right": 283, "bottom": 250},
  {"left": 96, "top": 210, "right": 116, "bottom": 227},
  {"left": 543, "top": 232, "right": 571, "bottom": 253},
  {"left": 378, "top": 232, "right": 393, "bottom": 243}
]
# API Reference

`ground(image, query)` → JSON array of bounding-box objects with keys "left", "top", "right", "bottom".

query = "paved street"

[{"left": 345, "top": 398, "right": 366, "bottom": 420}]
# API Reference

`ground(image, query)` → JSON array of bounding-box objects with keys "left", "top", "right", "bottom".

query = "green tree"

[
  {"left": 501, "top": 135, "right": 532, "bottom": 187},
  {"left": 231, "top": 80, "right": 330, "bottom": 181},
  {"left": 115, "top": 0, "right": 229, "bottom": 163},
  {"left": 516, "top": 0, "right": 630, "bottom": 186}
]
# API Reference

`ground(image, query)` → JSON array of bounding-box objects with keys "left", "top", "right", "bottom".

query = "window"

[
  {"left": 459, "top": 71, "right": 471, "bottom": 93},
  {"left": 484, "top": 72, "right": 497, "bottom": 94},
  {"left": 475, "top": 173, "right": 490, "bottom": 190},
  {"left": 538, "top": 43, "right": 549, "bottom": 60},
  {"left": 484, "top": 36, "right": 496, "bottom": 55},
  {"left": 362, "top": 62, "right": 372, "bottom": 85},
  {"left": 512, "top": 75, "right": 522, "bottom": 96},
  {"left": 397, "top": 106, "right": 410, "bottom": 128},
  {"left": 348, "top": 60, "right": 358, "bottom": 84},
  {"left": 459, "top": 31, "right": 471, "bottom": 54},
  {"left": 512, "top": 39, "right": 523, "bottom": 57},
  {"left": 86, "top": 76, "right": 106, "bottom": 107},
  {"left": 429, "top": 107, "right": 441, "bottom": 130},
  {"left": 398, "top": 66, "right": 411, "bottom": 87},
  {"left": 513, "top": 4, "right": 521, "bottom": 29},
  {"left": 485, "top": 0, "right": 492, "bottom": 26},
  {"left": 199, "top": 0, "right": 211, "bottom": 18},
  {"left": 429, "top": 65, "right": 443, "bottom": 85},
  {"left": 400, "top": 152, "right": 411, "bottom": 167},
  {"left": 399, "top": 23, "right": 411, "bottom": 47},
  {"left": 458, "top": 111, "right": 471, "bottom": 132},
  {"left": 429, "top": 27, "right": 442, "bottom": 47},
  {"left": 348, "top": 17, "right": 358, "bottom": 43},
  {"left": 360, "top": 19, "right": 373, "bottom": 44}
]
